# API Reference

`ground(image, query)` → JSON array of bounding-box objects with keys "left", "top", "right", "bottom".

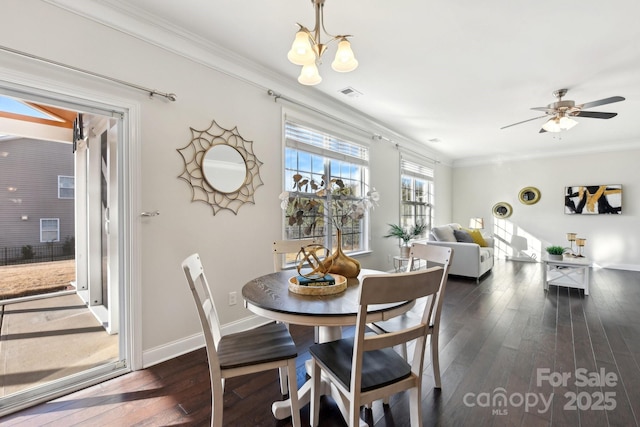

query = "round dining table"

[{"left": 242, "top": 268, "right": 413, "bottom": 422}]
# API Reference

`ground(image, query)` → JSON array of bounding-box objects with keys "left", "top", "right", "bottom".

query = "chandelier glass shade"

[
  {"left": 542, "top": 112, "right": 578, "bottom": 132},
  {"left": 287, "top": 0, "right": 358, "bottom": 85}
]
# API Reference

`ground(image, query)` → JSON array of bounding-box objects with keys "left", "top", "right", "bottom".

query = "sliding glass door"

[{"left": 0, "top": 89, "right": 130, "bottom": 416}]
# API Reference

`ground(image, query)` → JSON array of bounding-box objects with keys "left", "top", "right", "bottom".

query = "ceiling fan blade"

[
  {"left": 500, "top": 115, "right": 548, "bottom": 130},
  {"left": 531, "top": 107, "right": 554, "bottom": 112},
  {"left": 578, "top": 96, "right": 625, "bottom": 109},
  {"left": 573, "top": 111, "right": 617, "bottom": 119}
]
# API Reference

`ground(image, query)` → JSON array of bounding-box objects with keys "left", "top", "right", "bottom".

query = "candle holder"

[
  {"left": 566, "top": 232, "right": 577, "bottom": 256},
  {"left": 575, "top": 238, "right": 586, "bottom": 257}
]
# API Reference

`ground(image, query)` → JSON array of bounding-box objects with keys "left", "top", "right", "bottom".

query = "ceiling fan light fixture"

[
  {"left": 288, "top": 0, "right": 357, "bottom": 85},
  {"left": 559, "top": 116, "right": 578, "bottom": 130},
  {"left": 541, "top": 118, "right": 561, "bottom": 132},
  {"left": 542, "top": 114, "right": 578, "bottom": 132}
]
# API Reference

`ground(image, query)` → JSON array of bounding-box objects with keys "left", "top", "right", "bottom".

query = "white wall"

[
  {"left": 452, "top": 149, "right": 640, "bottom": 270},
  {"left": 1, "top": 0, "right": 449, "bottom": 365}
]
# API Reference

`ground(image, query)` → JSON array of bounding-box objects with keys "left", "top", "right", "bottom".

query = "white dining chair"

[
  {"left": 181, "top": 253, "right": 301, "bottom": 427},
  {"left": 369, "top": 243, "right": 453, "bottom": 388},
  {"left": 309, "top": 266, "right": 447, "bottom": 427},
  {"left": 273, "top": 238, "right": 321, "bottom": 272}
]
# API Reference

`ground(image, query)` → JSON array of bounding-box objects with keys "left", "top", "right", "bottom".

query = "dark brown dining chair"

[
  {"left": 181, "top": 253, "right": 301, "bottom": 427},
  {"left": 369, "top": 243, "right": 453, "bottom": 388},
  {"left": 309, "top": 265, "right": 448, "bottom": 426}
]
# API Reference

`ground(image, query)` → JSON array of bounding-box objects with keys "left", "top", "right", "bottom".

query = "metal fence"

[{"left": 1, "top": 242, "right": 75, "bottom": 266}]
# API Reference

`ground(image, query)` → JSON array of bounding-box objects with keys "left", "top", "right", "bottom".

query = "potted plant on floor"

[
  {"left": 384, "top": 223, "right": 427, "bottom": 258},
  {"left": 545, "top": 245, "right": 566, "bottom": 261}
]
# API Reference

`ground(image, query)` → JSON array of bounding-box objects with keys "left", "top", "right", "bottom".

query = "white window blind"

[{"left": 285, "top": 121, "right": 368, "bottom": 165}]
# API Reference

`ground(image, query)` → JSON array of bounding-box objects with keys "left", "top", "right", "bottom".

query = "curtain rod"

[
  {"left": 268, "top": 89, "right": 371, "bottom": 137},
  {"left": 0, "top": 45, "right": 177, "bottom": 102},
  {"left": 268, "top": 89, "right": 439, "bottom": 164}
]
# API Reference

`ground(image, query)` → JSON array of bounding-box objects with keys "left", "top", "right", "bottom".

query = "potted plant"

[
  {"left": 384, "top": 223, "right": 427, "bottom": 258},
  {"left": 545, "top": 245, "right": 566, "bottom": 261}
]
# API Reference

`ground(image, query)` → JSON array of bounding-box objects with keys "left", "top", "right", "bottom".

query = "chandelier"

[{"left": 287, "top": 0, "right": 358, "bottom": 86}]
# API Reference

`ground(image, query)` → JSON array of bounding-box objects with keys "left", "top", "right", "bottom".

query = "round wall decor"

[
  {"left": 518, "top": 187, "right": 541, "bottom": 205},
  {"left": 177, "top": 119, "right": 263, "bottom": 215},
  {"left": 492, "top": 202, "right": 513, "bottom": 218}
]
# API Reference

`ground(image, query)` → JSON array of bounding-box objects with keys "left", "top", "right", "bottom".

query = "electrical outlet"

[{"left": 228, "top": 291, "right": 237, "bottom": 306}]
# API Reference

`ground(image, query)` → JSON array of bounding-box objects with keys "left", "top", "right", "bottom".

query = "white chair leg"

[
  {"left": 409, "top": 386, "right": 422, "bottom": 427},
  {"left": 287, "top": 359, "right": 301, "bottom": 427},
  {"left": 212, "top": 381, "right": 224, "bottom": 427},
  {"left": 432, "top": 333, "right": 441, "bottom": 388},
  {"left": 279, "top": 367, "right": 289, "bottom": 395},
  {"left": 310, "top": 361, "right": 321, "bottom": 427},
  {"left": 278, "top": 322, "right": 290, "bottom": 394},
  {"left": 349, "top": 397, "right": 361, "bottom": 427},
  {"left": 400, "top": 342, "right": 408, "bottom": 360}
]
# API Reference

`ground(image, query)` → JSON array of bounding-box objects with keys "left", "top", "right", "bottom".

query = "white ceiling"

[{"left": 53, "top": 0, "right": 640, "bottom": 164}]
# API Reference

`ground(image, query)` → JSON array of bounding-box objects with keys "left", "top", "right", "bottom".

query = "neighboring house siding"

[{"left": 0, "top": 138, "right": 74, "bottom": 250}]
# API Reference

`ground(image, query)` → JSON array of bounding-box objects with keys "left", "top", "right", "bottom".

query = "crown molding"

[
  {"left": 43, "top": 0, "right": 450, "bottom": 166},
  {"left": 452, "top": 138, "right": 640, "bottom": 168}
]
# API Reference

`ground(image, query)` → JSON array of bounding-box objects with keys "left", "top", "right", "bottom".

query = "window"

[
  {"left": 284, "top": 121, "right": 370, "bottom": 254},
  {"left": 58, "top": 175, "right": 74, "bottom": 199},
  {"left": 400, "top": 159, "right": 434, "bottom": 235},
  {"left": 40, "top": 218, "right": 60, "bottom": 242}
]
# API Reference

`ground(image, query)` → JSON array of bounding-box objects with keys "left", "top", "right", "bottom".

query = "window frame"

[
  {"left": 400, "top": 158, "right": 434, "bottom": 236},
  {"left": 283, "top": 120, "right": 371, "bottom": 256},
  {"left": 58, "top": 175, "right": 75, "bottom": 199},
  {"left": 40, "top": 218, "right": 60, "bottom": 242}
]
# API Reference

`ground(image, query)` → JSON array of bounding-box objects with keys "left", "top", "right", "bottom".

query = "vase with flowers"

[{"left": 280, "top": 173, "right": 379, "bottom": 278}]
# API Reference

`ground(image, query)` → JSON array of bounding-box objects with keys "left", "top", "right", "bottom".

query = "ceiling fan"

[{"left": 501, "top": 88, "right": 625, "bottom": 133}]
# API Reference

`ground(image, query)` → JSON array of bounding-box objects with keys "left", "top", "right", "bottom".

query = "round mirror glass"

[
  {"left": 518, "top": 187, "right": 541, "bottom": 205},
  {"left": 492, "top": 202, "right": 513, "bottom": 218},
  {"left": 202, "top": 145, "right": 247, "bottom": 193}
]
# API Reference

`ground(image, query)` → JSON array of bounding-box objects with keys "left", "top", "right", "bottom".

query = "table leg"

[
  {"left": 272, "top": 376, "right": 315, "bottom": 420},
  {"left": 272, "top": 326, "right": 341, "bottom": 420},
  {"left": 274, "top": 361, "right": 367, "bottom": 427},
  {"left": 585, "top": 267, "right": 590, "bottom": 295}
]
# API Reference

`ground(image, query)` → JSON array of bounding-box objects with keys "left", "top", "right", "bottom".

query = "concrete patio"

[{"left": 0, "top": 293, "right": 119, "bottom": 397}]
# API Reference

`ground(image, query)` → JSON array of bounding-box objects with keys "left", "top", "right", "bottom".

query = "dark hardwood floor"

[{"left": 3, "top": 260, "right": 640, "bottom": 426}]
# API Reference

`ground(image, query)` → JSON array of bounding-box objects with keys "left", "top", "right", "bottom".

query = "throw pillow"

[
  {"left": 431, "top": 225, "right": 457, "bottom": 242},
  {"left": 465, "top": 228, "right": 488, "bottom": 247},
  {"left": 453, "top": 229, "right": 474, "bottom": 243}
]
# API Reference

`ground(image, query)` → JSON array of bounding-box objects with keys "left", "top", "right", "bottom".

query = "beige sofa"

[{"left": 423, "top": 223, "right": 494, "bottom": 282}]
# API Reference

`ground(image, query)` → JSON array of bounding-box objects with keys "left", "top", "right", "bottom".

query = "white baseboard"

[
  {"left": 603, "top": 264, "right": 640, "bottom": 272},
  {"left": 506, "top": 256, "right": 538, "bottom": 263},
  {"left": 141, "top": 314, "right": 273, "bottom": 368}
]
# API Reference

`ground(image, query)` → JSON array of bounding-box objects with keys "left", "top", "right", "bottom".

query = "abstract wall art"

[{"left": 564, "top": 185, "right": 622, "bottom": 215}]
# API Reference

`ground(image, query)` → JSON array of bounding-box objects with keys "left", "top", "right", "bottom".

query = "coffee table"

[{"left": 543, "top": 256, "right": 592, "bottom": 295}]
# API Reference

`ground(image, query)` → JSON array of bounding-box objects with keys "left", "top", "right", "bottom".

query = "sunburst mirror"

[{"left": 177, "top": 120, "right": 263, "bottom": 215}]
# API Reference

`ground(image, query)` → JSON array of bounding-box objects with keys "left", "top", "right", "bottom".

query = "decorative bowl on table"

[{"left": 288, "top": 273, "right": 347, "bottom": 295}]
